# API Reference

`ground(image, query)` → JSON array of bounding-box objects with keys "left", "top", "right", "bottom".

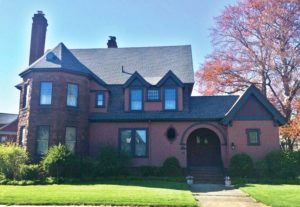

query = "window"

[
  {"left": 0, "top": 136, "right": 7, "bottom": 143},
  {"left": 120, "top": 129, "right": 148, "bottom": 157},
  {"left": 147, "top": 89, "right": 159, "bottom": 101},
  {"left": 96, "top": 92, "right": 104, "bottom": 107},
  {"left": 164, "top": 88, "right": 176, "bottom": 110},
  {"left": 65, "top": 127, "right": 76, "bottom": 153},
  {"left": 40, "top": 82, "right": 52, "bottom": 105},
  {"left": 246, "top": 129, "right": 260, "bottom": 145},
  {"left": 67, "top": 84, "right": 78, "bottom": 107},
  {"left": 23, "top": 84, "right": 30, "bottom": 108},
  {"left": 36, "top": 126, "right": 50, "bottom": 155},
  {"left": 130, "top": 88, "right": 143, "bottom": 111},
  {"left": 19, "top": 127, "right": 26, "bottom": 146}
]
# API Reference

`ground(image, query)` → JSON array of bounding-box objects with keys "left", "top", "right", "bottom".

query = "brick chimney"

[
  {"left": 107, "top": 36, "right": 118, "bottom": 48},
  {"left": 29, "top": 11, "right": 48, "bottom": 65}
]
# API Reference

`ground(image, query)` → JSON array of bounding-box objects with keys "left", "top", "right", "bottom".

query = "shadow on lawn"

[
  {"left": 232, "top": 177, "right": 300, "bottom": 188},
  {"left": 66, "top": 179, "right": 188, "bottom": 190}
]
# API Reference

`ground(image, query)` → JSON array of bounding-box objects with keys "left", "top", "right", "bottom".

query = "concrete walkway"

[{"left": 191, "top": 184, "right": 268, "bottom": 207}]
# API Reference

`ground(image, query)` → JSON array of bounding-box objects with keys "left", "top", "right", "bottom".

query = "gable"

[
  {"left": 221, "top": 84, "right": 286, "bottom": 126},
  {"left": 234, "top": 95, "right": 273, "bottom": 120},
  {"left": 157, "top": 70, "right": 183, "bottom": 87},
  {"left": 123, "top": 72, "right": 151, "bottom": 88}
]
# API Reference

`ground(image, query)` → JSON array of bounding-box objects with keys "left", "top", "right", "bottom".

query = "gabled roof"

[
  {"left": 157, "top": 70, "right": 184, "bottom": 87},
  {"left": 123, "top": 71, "right": 151, "bottom": 88},
  {"left": 20, "top": 43, "right": 106, "bottom": 85},
  {"left": 0, "top": 113, "right": 18, "bottom": 125},
  {"left": 221, "top": 84, "right": 286, "bottom": 126},
  {"left": 21, "top": 43, "right": 194, "bottom": 85}
]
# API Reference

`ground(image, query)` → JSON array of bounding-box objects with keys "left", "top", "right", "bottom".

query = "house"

[
  {"left": 16, "top": 12, "right": 286, "bottom": 170},
  {"left": 0, "top": 113, "right": 18, "bottom": 143}
]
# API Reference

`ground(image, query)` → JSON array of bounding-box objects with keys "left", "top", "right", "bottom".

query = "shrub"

[
  {"left": 41, "top": 144, "right": 74, "bottom": 178},
  {"left": 0, "top": 143, "right": 28, "bottom": 179},
  {"left": 96, "top": 145, "right": 131, "bottom": 176},
  {"left": 255, "top": 159, "right": 268, "bottom": 178},
  {"left": 140, "top": 166, "right": 161, "bottom": 176},
  {"left": 229, "top": 153, "right": 253, "bottom": 177},
  {"left": 264, "top": 150, "right": 299, "bottom": 178},
  {"left": 69, "top": 156, "right": 97, "bottom": 178},
  {"left": 19, "top": 164, "right": 40, "bottom": 180},
  {"left": 161, "top": 157, "right": 182, "bottom": 176}
]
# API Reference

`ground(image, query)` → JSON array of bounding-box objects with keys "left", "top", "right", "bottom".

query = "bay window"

[
  {"left": 36, "top": 126, "right": 50, "bottom": 155},
  {"left": 67, "top": 84, "right": 78, "bottom": 107},
  {"left": 40, "top": 82, "right": 52, "bottom": 105},
  {"left": 65, "top": 127, "right": 76, "bottom": 153}
]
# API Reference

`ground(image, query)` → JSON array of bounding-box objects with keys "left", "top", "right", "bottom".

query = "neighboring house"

[
  {"left": 16, "top": 12, "right": 286, "bottom": 169},
  {"left": 0, "top": 113, "right": 18, "bottom": 143}
]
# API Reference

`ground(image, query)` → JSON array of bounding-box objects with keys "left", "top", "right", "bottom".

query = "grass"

[
  {"left": 240, "top": 184, "right": 300, "bottom": 207},
  {"left": 0, "top": 180, "right": 197, "bottom": 206}
]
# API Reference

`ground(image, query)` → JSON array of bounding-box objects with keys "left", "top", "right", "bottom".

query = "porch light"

[{"left": 231, "top": 142, "right": 236, "bottom": 150}]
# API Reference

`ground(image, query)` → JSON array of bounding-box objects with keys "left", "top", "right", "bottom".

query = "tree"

[
  {"left": 196, "top": 0, "right": 300, "bottom": 150},
  {"left": 280, "top": 100, "right": 300, "bottom": 150}
]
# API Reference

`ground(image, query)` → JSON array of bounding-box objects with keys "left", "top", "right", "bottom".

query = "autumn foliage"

[{"left": 196, "top": 0, "right": 300, "bottom": 150}]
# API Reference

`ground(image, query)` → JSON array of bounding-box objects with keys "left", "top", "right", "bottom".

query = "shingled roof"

[
  {"left": 20, "top": 43, "right": 194, "bottom": 85},
  {"left": 0, "top": 113, "right": 18, "bottom": 126}
]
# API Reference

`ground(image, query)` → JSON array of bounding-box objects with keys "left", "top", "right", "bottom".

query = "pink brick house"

[{"left": 16, "top": 12, "right": 286, "bottom": 170}]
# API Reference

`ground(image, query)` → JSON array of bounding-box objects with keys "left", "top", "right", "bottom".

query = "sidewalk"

[{"left": 191, "top": 184, "right": 268, "bottom": 207}]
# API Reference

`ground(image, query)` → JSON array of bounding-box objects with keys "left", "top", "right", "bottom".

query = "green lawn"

[
  {"left": 240, "top": 184, "right": 300, "bottom": 207},
  {"left": 0, "top": 180, "right": 197, "bottom": 206}
]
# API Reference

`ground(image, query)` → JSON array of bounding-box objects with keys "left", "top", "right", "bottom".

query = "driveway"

[{"left": 191, "top": 184, "right": 268, "bottom": 207}]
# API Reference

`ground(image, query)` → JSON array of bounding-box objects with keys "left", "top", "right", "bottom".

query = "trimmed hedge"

[
  {"left": 96, "top": 145, "right": 131, "bottom": 176},
  {"left": 229, "top": 153, "right": 254, "bottom": 177},
  {"left": 161, "top": 157, "right": 182, "bottom": 176}
]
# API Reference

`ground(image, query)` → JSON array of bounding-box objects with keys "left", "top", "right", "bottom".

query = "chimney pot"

[
  {"left": 29, "top": 11, "right": 48, "bottom": 65},
  {"left": 107, "top": 36, "right": 118, "bottom": 48}
]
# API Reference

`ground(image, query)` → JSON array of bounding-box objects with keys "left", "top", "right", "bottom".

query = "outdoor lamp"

[{"left": 231, "top": 142, "right": 236, "bottom": 150}]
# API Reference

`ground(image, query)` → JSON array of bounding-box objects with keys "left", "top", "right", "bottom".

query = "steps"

[{"left": 188, "top": 166, "right": 224, "bottom": 184}]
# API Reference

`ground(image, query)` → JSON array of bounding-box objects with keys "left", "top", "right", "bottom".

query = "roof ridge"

[{"left": 69, "top": 45, "right": 191, "bottom": 50}]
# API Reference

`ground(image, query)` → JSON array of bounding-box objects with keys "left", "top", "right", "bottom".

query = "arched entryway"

[{"left": 187, "top": 128, "right": 222, "bottom": 167}]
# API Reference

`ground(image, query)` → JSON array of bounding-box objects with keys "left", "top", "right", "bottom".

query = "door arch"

[{"left": 187, "top": 128, "right": 222, "bottom": 167}]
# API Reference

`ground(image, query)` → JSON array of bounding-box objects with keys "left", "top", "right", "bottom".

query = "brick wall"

[{"left": 17, "top": 71, "right": 91, "bottom": 157}]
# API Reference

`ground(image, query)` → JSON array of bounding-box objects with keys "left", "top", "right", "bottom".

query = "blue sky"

[{"left": 0, "top": 0, "right": 236, "bottom": 113}]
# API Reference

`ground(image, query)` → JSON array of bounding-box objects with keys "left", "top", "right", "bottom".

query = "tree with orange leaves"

[{"left": 195, "top": 0, "right": 300, "bottom": 150}]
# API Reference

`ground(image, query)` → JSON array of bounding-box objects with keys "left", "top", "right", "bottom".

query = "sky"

[{"left": 0, "top": 0, "right": 236, "bottom": 113}]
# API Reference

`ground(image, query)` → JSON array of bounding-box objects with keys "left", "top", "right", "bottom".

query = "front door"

[{"left": 187, "top": 128, "right": 221, "bottom": 167}]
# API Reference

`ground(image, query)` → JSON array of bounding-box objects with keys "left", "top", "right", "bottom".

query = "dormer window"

[
  {"left": 164, "top": 88, "right": 177, "bottom": 110},
  {"left": 147, "top": 89, "right": 160, "bottom": 101},
  {"left": 96, "top": 92, "right": 105, "bottom": 107},
  {"left": 130, "top": 88, "right": 143, "bottom": 111}
]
